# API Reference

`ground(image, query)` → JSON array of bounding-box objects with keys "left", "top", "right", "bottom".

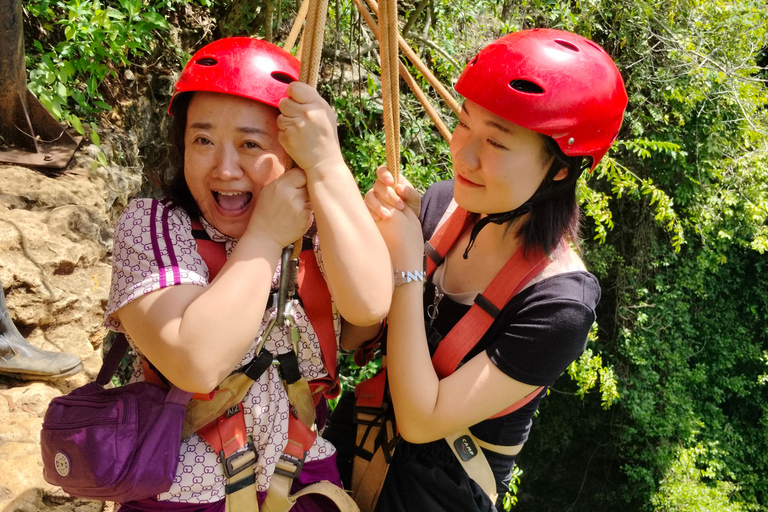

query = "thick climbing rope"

[
  {"left": 376, "top": 0, "right": 400, "bottom": 185},
  {"left": 350, "top": 0, "right": 452, "bottom": 143},
  {"left": 283, "top": 0, "right": 309, "bottom": 54}
]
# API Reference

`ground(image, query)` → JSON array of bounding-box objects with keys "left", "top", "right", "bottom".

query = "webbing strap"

[
  {"left": 298, "top": 248, "right": 341, "bottom": 398},
  {"left": 191, "top": 219, "right": 227, "bottom": 281},
  {"left": 445, "top": 430, "right": 498, "bottom": 504},
  {"left": 423, "top": 207, "right": 472, "bottom": 275},
  {"left": 425, "top": 207, "right": 558, "bottom": 380}
]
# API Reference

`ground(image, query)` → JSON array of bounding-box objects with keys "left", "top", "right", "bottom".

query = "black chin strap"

[
  {"left": 462, "top": 204, "right": 532, "bottom": 259},
  {"left": 462, "top": 165, "right": 579, "bottom": 259}
]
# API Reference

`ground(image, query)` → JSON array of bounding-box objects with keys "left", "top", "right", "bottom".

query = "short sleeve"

[
  {"left": 104, "top": 198, "right": 209, "bottom": 332},
  {"left": 486, "top": 272, "right": 600, "bottom": 386}
]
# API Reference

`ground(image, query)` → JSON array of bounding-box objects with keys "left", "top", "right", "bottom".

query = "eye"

[
  {"left": 194, "top": 136, "right": 213, "bottom": 146},
  {"left": 457, "top": 120, "right": 469, "bottom": 129},
  {"left": 487, "top": 139, "right": 507, "bottom": 150},
  {"left": 242, "top": 141, "right": 263, "bottom": 150}
]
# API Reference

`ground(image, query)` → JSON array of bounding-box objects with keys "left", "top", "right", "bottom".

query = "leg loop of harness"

[{"left": 350, "top": 369, "right": 397, "bottom": 512}]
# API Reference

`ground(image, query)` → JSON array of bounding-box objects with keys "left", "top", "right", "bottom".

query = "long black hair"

[{"left": 516, "top": 136, "right": 586, "bottom": 254}]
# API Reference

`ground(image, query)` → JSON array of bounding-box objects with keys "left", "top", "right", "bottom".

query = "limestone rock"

[{"left": 0, "top": 140, "right": 142, "bottom": 511}]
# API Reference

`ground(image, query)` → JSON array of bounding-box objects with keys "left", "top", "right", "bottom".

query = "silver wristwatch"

[{"left": 394, "top": 269, "right": 427, "bottom": 286}]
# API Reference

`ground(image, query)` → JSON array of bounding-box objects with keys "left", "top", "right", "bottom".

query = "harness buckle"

[
  {"left": 221, "top": 436, "right": 259, "bottom": 479},
  {"left": 273, "top": 453, "right": 304, "bottom": 479}
]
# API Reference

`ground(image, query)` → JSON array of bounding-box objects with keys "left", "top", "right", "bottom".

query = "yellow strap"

[
  {"left": 224, "top": 449, "right": 260, "bottom": 512},
  {"left": 475, "top": 438, "right": 524, "bottom": 457},
  {"left": 182, "top": 372, "right": 254, "bottom": 439},
  {"left": 284, "top": 377, "right": 316, "bottom": 428},
  {"left": 352, "top": 446, "right": 391, "bottom": 512},
  {"left": 444, "top": 430, "right": 499, "bottom": 504},
  {"left": 263, "top": 471, "right": 360, "bottom": 512}
]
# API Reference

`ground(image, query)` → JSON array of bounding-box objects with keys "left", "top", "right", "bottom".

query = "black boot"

[{"left": 0, "top": 281, "right": 83, "bottom": 380}]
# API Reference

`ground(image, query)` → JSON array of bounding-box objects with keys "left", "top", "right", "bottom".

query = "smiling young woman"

[{"left": 353, "top": 28, "right": 628, "bottom": 512}]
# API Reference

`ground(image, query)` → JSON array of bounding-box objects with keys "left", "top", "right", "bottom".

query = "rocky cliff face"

[{"left": 0, "top": 137, "right": 143, "bottom": 511}]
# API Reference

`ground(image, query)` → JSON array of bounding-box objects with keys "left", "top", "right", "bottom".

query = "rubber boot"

[{"left": 0, "top": 281, "right": 83, "bottom": 380}]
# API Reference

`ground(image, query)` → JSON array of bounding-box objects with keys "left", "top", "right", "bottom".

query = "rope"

[
  {"left": 299, "top": 0, "right": 330, "bottom": 87},
  {"left": 350, "top": 0, "right": 452, "bottom": 143},
  {"left": 377, "top": 0, "right": 400, "bottom": 184},
  {"left": 363, "top": 0, "right": 460, "bottom": 116},
  {"left": 283, "top": 0, "right": 309, "bottom": 54}
]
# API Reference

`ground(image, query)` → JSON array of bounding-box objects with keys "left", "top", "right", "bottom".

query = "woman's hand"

[
  {"left": 364, "top": 165, "right": 423, "bottom": 269},
  {"left": 364, "top": 165, "right": 421, "bottom": 221},
  {"left": 277, "top": 82, "right": 344, "bottom": 175},
  {"left": 246, "top": 167, "right": 312, "bottom": 248}
]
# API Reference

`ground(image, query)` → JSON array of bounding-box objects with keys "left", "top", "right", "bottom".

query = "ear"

[{"left": 552, "top": 166, "right": 569, "bottom": 182}]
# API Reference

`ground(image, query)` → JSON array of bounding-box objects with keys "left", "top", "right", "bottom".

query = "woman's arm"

[
  {"left": 277, "top": 83, "right": 392, "bottom": 332},
  {"left": 364, "top": 169, "right": 540, "bottom": 443},
  {"left": 115, "top": 171, "right": 312, "bottom": 394}
]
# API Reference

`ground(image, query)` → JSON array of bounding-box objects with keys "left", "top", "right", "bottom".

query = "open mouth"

[{"left": 212, "top": 191, "right": 253, "bottom": 212}]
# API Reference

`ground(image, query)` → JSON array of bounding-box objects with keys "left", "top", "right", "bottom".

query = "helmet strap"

[
  {"left": 461, "top": 164, "right": 575, "bottom": 259},
  {"left": 462, "top": 204, "right": 532, "bottom": 259}
]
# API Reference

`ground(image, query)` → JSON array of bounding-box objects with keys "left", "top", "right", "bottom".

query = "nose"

[
  {"left": 451, "top": 132, "right": 480, "bottom": 171},
  {"left": 212, "top": 144, "right": 244, "bottom": 180}
]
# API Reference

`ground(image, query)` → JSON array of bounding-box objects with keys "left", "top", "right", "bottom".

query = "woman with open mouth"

[{"left": 102, "top": 37, "right": 391, "bottom": 511}]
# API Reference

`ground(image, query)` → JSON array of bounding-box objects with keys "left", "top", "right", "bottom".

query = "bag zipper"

[{"left": 44, "top": 395, "right": 129, "bottom": 426}]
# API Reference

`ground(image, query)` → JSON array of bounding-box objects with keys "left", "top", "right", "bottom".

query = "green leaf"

[
  {"left": 91, "top": 130, "right": 101, "bottom": 146},
  {"left": 69, "top": 115, "right": 84, "bottom": 135},
  {"left": 141, "top": 12, "right": 169, "bottom": 29}
]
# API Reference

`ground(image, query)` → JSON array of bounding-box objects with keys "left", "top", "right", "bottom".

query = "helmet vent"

[
  {"left": 554, "top": 40, "right": 580, "bottom": 52},
  {"left": 196, "top": 57, "right": 218, "bottom": 66},
  {"left": 271, "top": 71, "right": 296, "bottom": 84},
  {"left": 585, "top": 40, "right": 605, "bottom": 53},
  {"left": 508, "top": 79, "right": 544, "bottom": 94},
  {"left": 469, "top": 56, "right": 479, "bottom": 66}
]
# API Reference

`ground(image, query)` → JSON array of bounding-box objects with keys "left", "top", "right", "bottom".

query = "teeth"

[{"left": 215, "top": 191, "right": 245, "bottom": 196}]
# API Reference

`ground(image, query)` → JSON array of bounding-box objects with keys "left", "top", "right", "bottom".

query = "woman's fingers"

[
  {"left": 372, "top": 179, "right": 404, "bottom": 210},
  {"left": 364, "top": 188, "right": 394, "bottom": 221}
]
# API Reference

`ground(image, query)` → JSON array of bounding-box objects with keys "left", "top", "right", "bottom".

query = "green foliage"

[
  {"left": 652, "top": 442, "right": 756, "bottom": 512},
  {"left": 24, "top": 0, "right": 199, "bottom": 131},
  {"left": 502, "top": 466, "right": 523, "bottom": 511}
]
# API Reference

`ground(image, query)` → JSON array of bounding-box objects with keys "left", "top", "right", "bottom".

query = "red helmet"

[
  {"left": 168, "top": 37, "right": 300, "bottom": 114},
  {"left": 454, "top": 29, "right": 627, "bottom": 169}
]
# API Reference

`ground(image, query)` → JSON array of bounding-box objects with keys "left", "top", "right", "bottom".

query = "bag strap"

[{"left": 95, "top": 333, "right": 129, "bottom": 386}]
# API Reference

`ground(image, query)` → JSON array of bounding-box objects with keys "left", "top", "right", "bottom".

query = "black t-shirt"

[{"left": 419, "top": 180, "right": 600, "bottom": 446}]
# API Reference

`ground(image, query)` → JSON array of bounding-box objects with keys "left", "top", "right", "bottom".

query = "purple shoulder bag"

[{"left": 41, "top": 334, "right": 193, "bottom": 503}]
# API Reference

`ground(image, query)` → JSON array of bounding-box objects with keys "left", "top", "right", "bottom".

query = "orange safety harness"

[
  {"left": 145, "top": 219, "right": 351, "bottom": 511},
  {"left": 351, "top": 205, "right": 560, "bottom": 510}
]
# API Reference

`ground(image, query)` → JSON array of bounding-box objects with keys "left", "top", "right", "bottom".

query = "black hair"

[
  {"left": 146, "top": 92, "right": 200, "bottom": 217},
  {"left": 516, "top": 136, "right": 586, "bottom": 255}
]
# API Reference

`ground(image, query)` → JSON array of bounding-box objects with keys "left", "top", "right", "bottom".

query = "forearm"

[
  {"left": 385, "top": 281, "right": 443, "bottom": 441},
  {"left": 120, "top": 232, "right": 282, "bottom": 393},
  {"left": 306, "top": 163, "right": 392, "bottom": 325}
]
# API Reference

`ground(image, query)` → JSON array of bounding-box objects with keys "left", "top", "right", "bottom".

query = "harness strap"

[
  {"left": 445, "top": 430, "right": 498, "bottom": 504},
  {"left": 191, "top": 219, "right": 227, "bottom": 281},
  {"left": 297, "top": 247, "right": 341, "bottom": 399},
  {"left": 185, "top": 219, "right": 345, "bottom": 510},
  {"left": 351, "top": 370, "right": 396, "bottom": 512},
  {"left": 426, "top": 207, "right": 555, "bottom": 417},
  {"left": 197, "top": 405, "right": 260, "bottom": 512}
]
